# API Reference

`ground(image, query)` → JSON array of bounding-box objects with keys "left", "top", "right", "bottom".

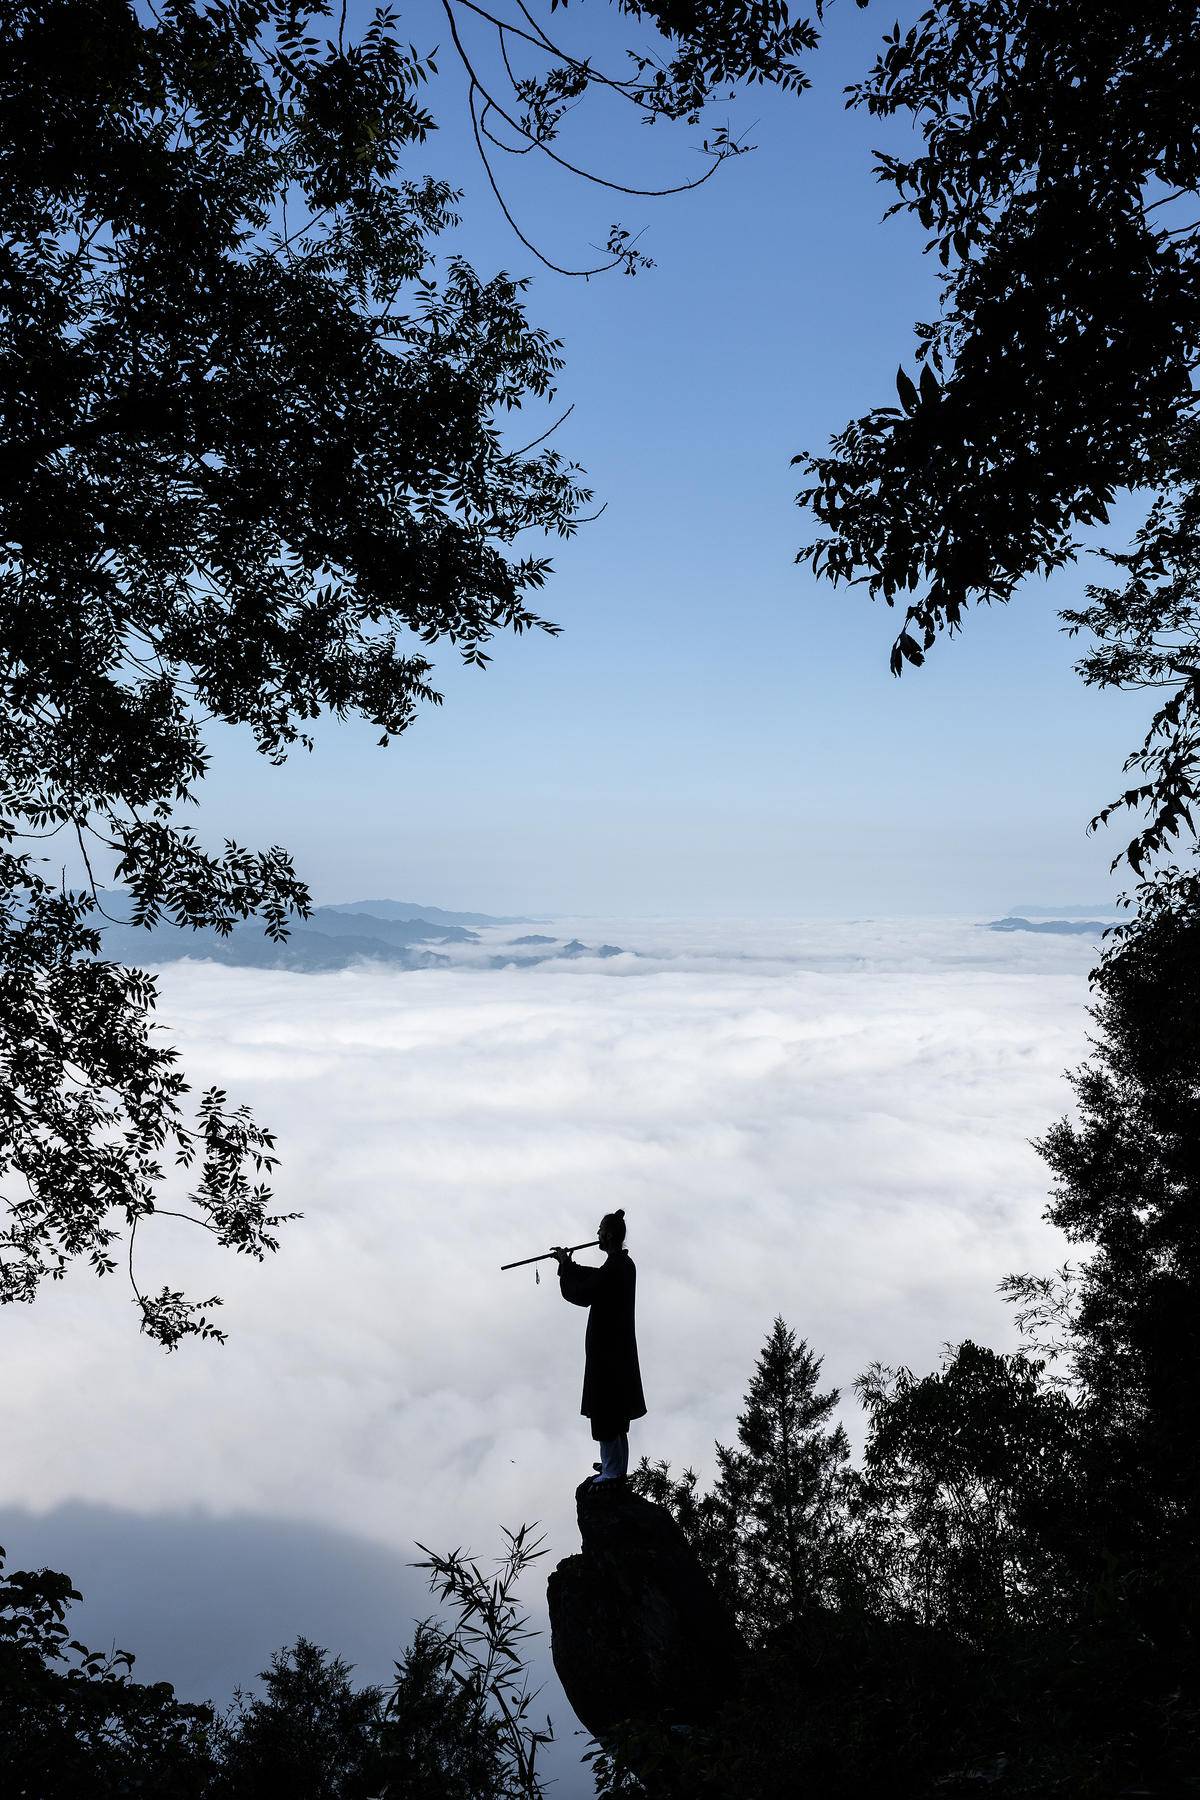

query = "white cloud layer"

[{"left": 3, "top": 917, "right": 1100, "bottom": 1790}]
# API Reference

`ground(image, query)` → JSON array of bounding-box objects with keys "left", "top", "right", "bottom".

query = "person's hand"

[{"left": 551, "top": 1246, "right": 570, "bottom": 1265}]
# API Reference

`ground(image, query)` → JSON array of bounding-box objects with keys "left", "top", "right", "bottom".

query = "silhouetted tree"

[
  {"left": 212, "top": 1638, "right": 380, "bottom": 1800},
  {"left": 0, "top": 0, "right": 819, "bottom": 1343},
  {"left": 374, "top": 1624, "right": 509, "bottom": 1800},
  {"left": 854, "top": 1342, "right": 1078, "bottom": 1640},
  {"left": 1061, "top": 470, "right": 1200, "bottom": 874},
  {"left": 0, "top": 1546, "right": 215, "bottom": 1799},
  {"left": 797, "top": 0, "right": 1200, "bottom": 876},
  {"left": 731, "top": 1318, "right": 850, "bottom": 1633},
  {"left": 1005, "top": 870, "right": 1200, "bottom": 1642}
]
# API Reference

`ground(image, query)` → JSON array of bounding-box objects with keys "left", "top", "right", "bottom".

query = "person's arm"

[{"left": 554, "top": 1250, "right": 604, "bottom": 1307}]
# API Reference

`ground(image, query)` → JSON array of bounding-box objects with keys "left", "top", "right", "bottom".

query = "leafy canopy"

[
  {"left": 0, "top": 0, "right": 813, "bottom": 1342},
  {"left": 796, "top": 0, "right": 1200, "bottom": 875}
]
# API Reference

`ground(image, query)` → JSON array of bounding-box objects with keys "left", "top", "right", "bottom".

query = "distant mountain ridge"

[
  {"left": 94, "top": 907, "right": 467, "bottom": 973},
  {"left": 324, "top": 898, "right": 537, "bottom": 928},
  {"left": 91, "top": 894, "right": 625, "bottom": 972},
  {"left": 306, "top": 909, "right": 478, "bottom": 946},
  {"left": 99, "top": 922, "right": 456, "bottom": 972}
]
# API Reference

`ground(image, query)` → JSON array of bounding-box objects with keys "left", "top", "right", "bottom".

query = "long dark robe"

[{"left": 559, "top": 1248, "right": 646, "bottom": 1437}]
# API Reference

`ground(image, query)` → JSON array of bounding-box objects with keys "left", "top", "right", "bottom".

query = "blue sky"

[{"left": 198, "top": 0, "right": 1151, "bottom": 916}]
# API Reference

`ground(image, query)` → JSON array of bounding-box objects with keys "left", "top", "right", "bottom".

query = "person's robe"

[{"left": 559, "top": 1248, "right": 646, "bottom": 1436}]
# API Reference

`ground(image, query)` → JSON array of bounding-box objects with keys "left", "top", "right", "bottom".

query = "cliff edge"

[{"left": 547, "top": 1478, "right": 747, "bottom": 1744}]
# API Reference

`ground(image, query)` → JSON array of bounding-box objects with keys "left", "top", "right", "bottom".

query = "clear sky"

[{"left": 195, "top": 0, "right": 1150, "bottom": 917}]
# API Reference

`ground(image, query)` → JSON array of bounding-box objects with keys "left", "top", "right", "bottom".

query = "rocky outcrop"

[{"left": 547, "top": 1479, "right": 747, "bottom": 1744}]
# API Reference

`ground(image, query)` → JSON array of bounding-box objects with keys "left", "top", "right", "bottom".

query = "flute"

[{"left": 501, "top": 1238, "right": 598, "bottom": 1271}]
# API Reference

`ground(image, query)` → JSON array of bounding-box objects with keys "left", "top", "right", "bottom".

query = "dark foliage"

[
  {"left": 211, "top": 1639, "right": 383, "bottom": 1800},
  {"left": 373, "top": 1624, "right": 512, "bottom": 1800},
  {"left": 1006, "top": 868, "right": 1200, "bottom": 1645},
  {"left": 0, "top": 0, "right": 810, "bottom": 1343},
  {"left": 674, "top": 1603, "right": 1200, "bottom": 1800},
  {"left": 795, "top": 0, "right": 1200, "bottom": 874},
  {"left": 852, "top": 1342, "right": 1079, "bottom": 1640},
  {"left": 1062, "top": 464, "right": 1200, "bottom": 872},
  {"left": 800, "top": 0, "right": 1200, "bottom": 642},
  {"left": 0, "top": 1545, "right": 215, "bottom": 1800}
]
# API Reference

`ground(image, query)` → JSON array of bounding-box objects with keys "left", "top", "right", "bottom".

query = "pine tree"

[
  {"left": 729, "top": 1317, "right": 851, "bottom": 1635},
  {"left": 212, "top": 1639, "right": 381, "bottom": 1800}
]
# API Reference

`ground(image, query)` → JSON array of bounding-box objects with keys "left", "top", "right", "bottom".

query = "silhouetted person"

[{"left": 553, "top": 1210, "right": 646, "bottom": 1483}]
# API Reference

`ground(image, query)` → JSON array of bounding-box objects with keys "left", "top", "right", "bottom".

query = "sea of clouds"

[{"left": 3, "top": 915, "right": 1105, "bottom": 1791}]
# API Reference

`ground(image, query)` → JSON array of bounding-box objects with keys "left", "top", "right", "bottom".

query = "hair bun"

[{"left": 615, "top": 1208, "right": 624, "bottom": 1219}]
